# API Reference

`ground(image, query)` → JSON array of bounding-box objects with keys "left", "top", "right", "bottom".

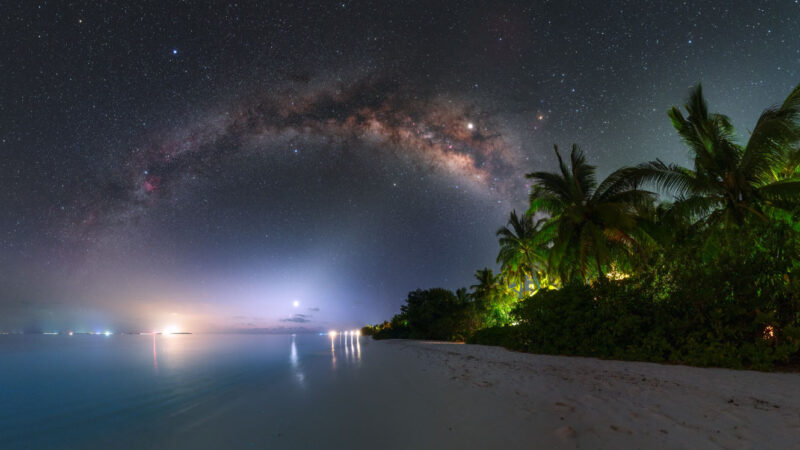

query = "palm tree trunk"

[{"left": 595, "top": 252, "right": 604, "bottom": 281}]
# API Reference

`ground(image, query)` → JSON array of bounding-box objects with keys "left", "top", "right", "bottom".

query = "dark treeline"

[{"left": 362, "top": 84, "right": 800, "bottom": 370}]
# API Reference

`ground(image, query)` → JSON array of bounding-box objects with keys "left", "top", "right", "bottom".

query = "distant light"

[
  {"left": 68, "top": 331, "right": 74, "bottom": 336},
  {"left": 172, "top": 49, "right": 178, "bottom": 55},
  {"left": 292, "top": 300, "right": 300, "bottom": 308},
  {"left": 467, "top": 122, "right": 474, "bottom": 130},
  {"left": 163, "top": 325, "right": 180, "bottom": 335},
  {"left": 328, "top": 330, "right": 337, "bottom": 338},
  {"left": 355, "top": 329, "right": 361, "bottom": 336},
  {"left": 104, "top": 331, "right": 112, "bottom": 336}
]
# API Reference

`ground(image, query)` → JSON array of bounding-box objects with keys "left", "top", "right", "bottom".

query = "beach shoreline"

[
  {"left": 362, "top": 339, "right": 800, "bottom": 449},
  {"left": 36, "top": 335, "right": 797, "bottom": 449}
]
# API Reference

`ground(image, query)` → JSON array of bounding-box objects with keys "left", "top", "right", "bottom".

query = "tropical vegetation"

[{"left": 363, "top": 83, "right": 800, "bottom": 370}]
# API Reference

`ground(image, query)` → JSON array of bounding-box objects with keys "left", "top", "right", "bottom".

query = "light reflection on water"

[
  {"left": 330, "top": 332, "right": 337, "bottom": 368},
  {"left": 0, "top": 333, "right": 366, "bottom": 449},
  {"left": 329, "top": 331, "right": 362, "bottom": 369},
  {"left": 290, "top": 334, "right": 305, "bottom": 386},
  {"left": 152, "top": 333, "right": 158, "bottom": 373}
]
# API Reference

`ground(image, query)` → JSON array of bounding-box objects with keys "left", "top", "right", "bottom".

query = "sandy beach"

[
  {"left": 148, "top": 338, "right": 800, "bottom": 449},
  {"left": 4, "top": 334, "right": 799, "bottom": 449},
  {"left": 364, "top": 341, "right": 800, "bottom": 449}
]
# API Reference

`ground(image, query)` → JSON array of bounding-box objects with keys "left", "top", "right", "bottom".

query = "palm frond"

[{"left": 626, "top": 160, "right": 706, "bottom": 197}]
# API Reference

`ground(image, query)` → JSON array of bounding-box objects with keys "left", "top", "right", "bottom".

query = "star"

[
  {"left": 467, "top": 122, "right": 474, "bottom": 130},
  {"left": 172, "top": 49, "right": 178, "bottom": 55}
]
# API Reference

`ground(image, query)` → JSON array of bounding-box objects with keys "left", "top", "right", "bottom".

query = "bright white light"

[
  {"left": 163, "top": 325, "right": 180, "bottom": 335},
  {"left": 104, "top": 331, "right": 112, "bottom": 336},
  {"left": 467, "top": 122, "right": 474, "bottom": 130},
  {"left": 328, "top": 330, "right": 337, "bottom": 338},
  {"left": 68, "top": 331, "right": 74, "bottom": 336},
  {"left": 355, "top": 329, "right": 361, "bottom": 336},
  {"left": 292, "top": 300, "right": 300, "bottom": 308}
]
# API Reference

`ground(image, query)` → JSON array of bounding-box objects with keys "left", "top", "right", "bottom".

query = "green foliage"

[
  {"left": 368, "top": 288, "right": 483, "bottom": 341},
  {"left": 364, "top": 82, "right": 800, "bottom": 370},
  {"left": 496, "top": 210, "right": 553, "bottom": 292},
  {"left": 479, "top": 221, "right": 800, "bottom": 370},
  {"left": 628, "top": 83, "right": 800, "bottom": 226},
  {"left": 360, "top": 325, "right": 378, "bottom": 336},
  {"left": 402, "top": 288, "right": 482, "bottom": 341},
  {"left": 527, "top": 144, "right": 655, "bottom": 283},
  {"left": 470, "top": 268, "right": 518, "bottom": 327}
]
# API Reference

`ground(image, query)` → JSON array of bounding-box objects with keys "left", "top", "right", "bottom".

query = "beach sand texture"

[{"left": 161, "top": 339, "right": 799, "bottom": 449}]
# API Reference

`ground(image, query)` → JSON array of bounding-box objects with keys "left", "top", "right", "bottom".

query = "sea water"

[{"left": 0, "top": 333, "right": 367, "bottom": 449}]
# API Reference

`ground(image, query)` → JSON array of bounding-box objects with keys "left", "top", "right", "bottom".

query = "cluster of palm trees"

[{"left": 472, "top": 83, "right": 800, "bottom": 309}]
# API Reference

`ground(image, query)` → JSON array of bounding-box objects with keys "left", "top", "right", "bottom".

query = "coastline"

[
  {"left": 377, "top": 340, "right": 800, "bottom": 448},
  {"left": 131, "top": 338, "right": 800, "bottom": 449}
]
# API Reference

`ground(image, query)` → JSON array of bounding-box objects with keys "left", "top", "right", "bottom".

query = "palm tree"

[
  {"left": 496, "top": 210, "right": 552, "bottom": 292},
  {"left": 628, "top": 83, "right": 800, "bottom": 225},
  {"left": 470, "top": 268, "right": 515, "bottom": 326},
  {"left": 471, "top": 268, "right": 501, "bottom": 300},
  {"left": 527, "top": 144, "right": 655, "bottom": 283}
]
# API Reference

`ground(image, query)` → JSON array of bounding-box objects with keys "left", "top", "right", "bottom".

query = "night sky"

[{"left": 2, "top": 1, "right": 799, "bottom": 333}]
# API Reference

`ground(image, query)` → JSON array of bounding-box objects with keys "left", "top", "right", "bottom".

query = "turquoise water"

[{"left": 0, "top": 333, "right": 365, "bottom": 449}]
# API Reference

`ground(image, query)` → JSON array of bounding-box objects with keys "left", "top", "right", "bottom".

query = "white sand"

[
  {"left": 368, "top": 340, "right": 800, "bottom": 449},
  {"left": 147, "top": 338, "right": 799, "bottom": 449}
]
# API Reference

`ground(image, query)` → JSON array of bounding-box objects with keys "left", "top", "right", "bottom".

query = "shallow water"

[{"left": 0, "top": 333, "right": 366, "bottom": 449}]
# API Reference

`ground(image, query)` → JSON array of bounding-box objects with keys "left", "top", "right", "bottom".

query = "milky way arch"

[{"left": 77, "top": 77, "right": 529, "bottom": 236}]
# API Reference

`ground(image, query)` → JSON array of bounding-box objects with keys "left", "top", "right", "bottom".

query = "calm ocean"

[{"left": 0, "top": 333, "right": 367, "bottom": 449}]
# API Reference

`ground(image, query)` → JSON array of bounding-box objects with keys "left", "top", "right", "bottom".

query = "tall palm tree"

[
  {"left": 496, "top": 210, "right": 552, "bottom": 292},
  {"left": 629, "top": 83, "right": 800, "bottom": 225},
  {"left": 527, "top": 144, "right": 655, "bottom": 282}
]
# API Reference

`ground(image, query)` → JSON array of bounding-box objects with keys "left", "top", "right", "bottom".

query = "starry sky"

[{"left": 1, "top": 1, "right": 799, "bottom": 333}]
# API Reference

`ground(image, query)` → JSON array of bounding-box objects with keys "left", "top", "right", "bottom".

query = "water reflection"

[
  {"left": 290, "top": 334, "right": 298, "bottom": 367},
  {"left": 152, "top": 333, "right": 158, "bottom": 374},
  {"left": 330, "top": 332, "right": 337, "bottom": 369},
  {"left": 290, "top": 334, "right": 305, "bottom": 386},
  {"left": 327, "top": 331, "right": 362, "bottom": 368}
]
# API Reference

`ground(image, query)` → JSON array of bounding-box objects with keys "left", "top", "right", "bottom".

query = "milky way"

[
  {"left": 2, "top": 0, "right": 799, "bottom": 332},
  {"left": 113, "top": 77, "right": 525, "bottom": 226}
]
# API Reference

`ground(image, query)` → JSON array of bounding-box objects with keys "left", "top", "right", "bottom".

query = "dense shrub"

[
  {"left": 474, "top": 222, "right": 800, "bottom": 370},
  {"left": 368, "top": 288, "right": 484, "bottom": 341},
  {"left": 467, "top": 326, "right": 520, "bottom": 348},
  {"left": 370, "top": 314, "right": 411, "bottom": 340}
]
